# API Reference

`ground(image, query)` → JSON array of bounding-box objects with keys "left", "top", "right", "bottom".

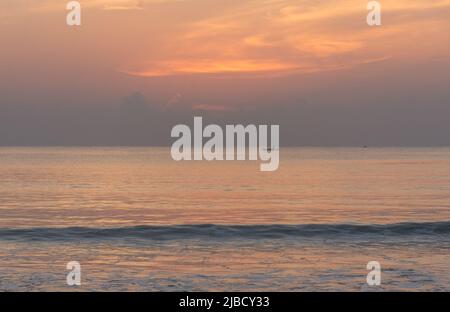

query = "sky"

[{"left": 0, "top": 0, "right": 449, "bottom": 146}]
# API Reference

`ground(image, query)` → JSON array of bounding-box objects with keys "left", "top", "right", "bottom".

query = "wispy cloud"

[
  {"left": 120, "top": 59, "right": 300, "bottom": 77},
  {"left": 116, "top": 0, "right": 450, "bottom": 77},
  {"left": 0, "top": 0, "right": 182, "bottom": 13},
  {"left": 102, "top": 1, "right": 144, "bottom": 11},
  {"left": 2, "top": 0, "right": 449, "bottom": 77},
  {"left": 192, "top": 104, "right": 239, "bottom": 112}
]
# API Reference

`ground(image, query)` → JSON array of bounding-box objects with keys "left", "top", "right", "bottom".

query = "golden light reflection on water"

[
  {"left": 1, "top": 147, "right": 450, "bottom": 291},
  {"left": 1, "top": 147, "right": 450, "bottom": 227},
  {"left": 1, "top": 239, "right": 449, "bottom": 291}
]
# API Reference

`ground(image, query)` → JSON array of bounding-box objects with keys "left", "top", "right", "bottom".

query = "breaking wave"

[{"left": 1, "top": 221, "right": 450, "bottom": 242}]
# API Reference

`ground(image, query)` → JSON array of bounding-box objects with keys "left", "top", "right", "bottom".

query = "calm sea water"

[{"left": 0, "top": 147, "right": 450, "bottom": 291}]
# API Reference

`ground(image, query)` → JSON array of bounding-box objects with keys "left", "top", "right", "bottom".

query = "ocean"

[{"left": 0, "top": 147, "right": 449, "bottom": 291}]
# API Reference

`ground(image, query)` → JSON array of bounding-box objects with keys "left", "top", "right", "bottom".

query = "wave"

[{"left": 1, "top": 221, "right": 450, "bottom": 242}]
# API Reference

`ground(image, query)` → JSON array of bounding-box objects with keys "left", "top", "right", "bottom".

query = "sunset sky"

[{"left": 1, "top": 0, "right": 450, "bottom": 145}]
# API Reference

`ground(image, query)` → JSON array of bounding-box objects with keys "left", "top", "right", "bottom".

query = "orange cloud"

[
  {"left": 5, "top": 0, "right": 448, "bottom": 77},
  {"left": 118, "top": 0, "right": 450, "bottom": 77},
  {"left": 120, "top": 59, "right": 300, "bottom": 77},
  {"left": 192, "top": 104, "right": 238, "bottom": 112}
]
